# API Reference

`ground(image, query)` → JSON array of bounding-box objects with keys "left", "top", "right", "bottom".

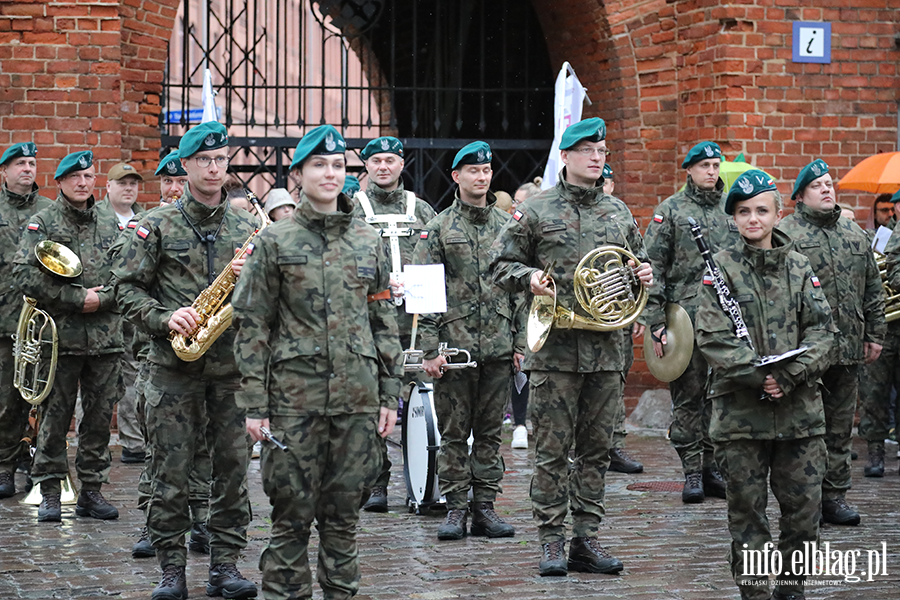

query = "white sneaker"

[{"left": 511, "top": 425, "right": 528, "bottom": 449}]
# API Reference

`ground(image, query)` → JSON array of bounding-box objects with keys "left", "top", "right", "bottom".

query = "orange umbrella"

[{"left": 837, "top": 152, "right": 900, "bottom": 194}]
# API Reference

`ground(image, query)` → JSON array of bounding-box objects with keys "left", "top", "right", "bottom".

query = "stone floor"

[{"left": 1, "top": 428, "right": 898, "bottom": 600}]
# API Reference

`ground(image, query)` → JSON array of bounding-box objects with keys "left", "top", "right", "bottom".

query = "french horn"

[{"left": 527, "top": 246, "right": 649, "bottom": 352}]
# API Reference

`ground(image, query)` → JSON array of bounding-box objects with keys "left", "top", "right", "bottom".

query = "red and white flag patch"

[
  {"left": 513, "top": 210, "right": 524, "bottom": 221},
  {"left": 246, "top": 243, "right": 254, "bottom": 256},
  {"left": 27, "top": 223, "right": 39, "bottom": 231},
  {"left": 127, "top": 221, "right": 138, "bottom": 229},
  {"left": 653, "top": 214, "right": 664, "bottom": 223},
  {"left": 702, "top": 274, "right": 714, "bottom": 286},
  {"left": 420, "top": 231, "right": 428, "bottom": 239},
  {"left": 811, "top": 276, "right": 821, "bottom": 288},
  {"left": 136, "top": 226, "right": 150, "bottom": 240}
]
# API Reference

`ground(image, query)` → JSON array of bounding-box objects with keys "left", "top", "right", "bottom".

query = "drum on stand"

[{"left": 402, "top": 380, "right": 445, "bottom": 514}]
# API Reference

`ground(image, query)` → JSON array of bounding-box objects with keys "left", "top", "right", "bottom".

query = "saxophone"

[{"left": 170, "top": 191, "right": 270, "bottom": 361}]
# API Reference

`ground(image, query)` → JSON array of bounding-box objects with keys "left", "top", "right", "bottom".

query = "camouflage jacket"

[
  {"left": 412, "top": 192, "right": 526, "bottom": 362},
  {"left": 879, "top": 226, "right": 900, "bottom": 319},
  {"left": 96, "top": 196, "right": 144, "bottom": 233},
  {"left": 489, "top": 172, "right": 649, "bottom": 372},
  {"left": 350, "top": 179, "right": 436, "bottom": 341},
  {"left": 112, "top": 188, "right": 258, "bottom": 377},
  {"left": 695, "top": 229, "right": 835, "bottom": 442},
  {"left": 0, "top": 183, "right": 54, "bottom": 336},
  {"left": 13, "top": 193, "right": 123, "bottom": 355},
  {"left": 232, "top": 193, "right": 403, "bottom": 418},
  {"left": 641, "top": 176, "right": 739, "bottom": 328},
  {"left": 780, "top": 202, "right": 885, "bottom": 365}
]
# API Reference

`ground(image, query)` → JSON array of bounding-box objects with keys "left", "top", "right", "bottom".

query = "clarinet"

[{"left": 686, "top": 217, "right": 754, "bottom": 352}]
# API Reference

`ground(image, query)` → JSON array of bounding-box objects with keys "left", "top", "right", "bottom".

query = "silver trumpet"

[{"left": 403, "top": 342, "right": 478, "bottom": 373}]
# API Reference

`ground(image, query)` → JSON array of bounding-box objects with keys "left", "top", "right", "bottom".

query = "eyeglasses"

[
  {"left": 194, "top": 156, "right": 230, "bottom": 168},
  {"left": 571, "top": 147, "right": 611, "bottom": 157}
]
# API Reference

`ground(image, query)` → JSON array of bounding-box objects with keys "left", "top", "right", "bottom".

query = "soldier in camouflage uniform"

[
  {"left": 695, "top": 171, "right": 834, "bottom": 600},
  {"left": 13, "top": 150, "right": 124, "bottom": 523},
  {"left": 413, "top": 141, "right": 525, "bottom": 540},
  {"left": 780, "top": 159, "right": 884, "bottom": 524},
  {"left": 233, "top": 125, "right": 403, "bottom": 600},
  {"left": 491, "top": 118, "right": 653, "bottom": 576},
  {"left": 0, "top": 142, "right": 54, "bottom": 498},
  {"left": 351, "top": 135, "right": 436, "bottom": 513},
  {"left": 113, "top": 122, "right": 257, "bottom": 600},
  {"left": 641, "top": 141, "right": 739, "bottom": 502}
]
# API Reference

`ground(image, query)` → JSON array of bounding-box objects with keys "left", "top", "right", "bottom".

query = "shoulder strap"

[
  {"left": 405, "top": 191, "right": 416, "bottom": 219},
  {"left": 354, "top": 190, "right": 375, "bottom": 220}
]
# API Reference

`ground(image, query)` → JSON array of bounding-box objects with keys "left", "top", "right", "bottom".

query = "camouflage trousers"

[
  {"left": 858, "top": 325, "right": 900, "bottom": 442},
  {"left": 371, "top": 354, "right": 424, "bottom": 488},
  {"left": 144, "top": 364, "right": 250, "bottom": 568},
  {"left": 530, "top": 370, "right": 622, "bottom": 544},
  {"left": 0, "top": 338, "right": 31, "bottom": 473},
  {"left": 821, "top": 364, "right": 858, "bottom": 500},
  {"left": 116, "top": 350, "right": 143, "bottom": 452},
  {"left": 259, "top": 413, "right": 380, "bottom": 600},
  {"left": 134, "top": 361, "right": 210, "bottom": 521},
  {"left": 33, "top": 353, "right": 122, "bottom": 492},
  {"left": 669, "top": 344, "right": 715, "bottom": 473},
  {"left": 612, "top": 333, "right": 634, "bottom": 449},
  {"left": 434, "top": 361, "right": 511, "bottom": 509},
  {"left": 715, "top": 436, "right": 825, "bottom": 600}
]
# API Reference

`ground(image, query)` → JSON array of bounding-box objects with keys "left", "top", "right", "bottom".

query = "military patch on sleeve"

[
  {"left": 811, "top": 276, "right": 821, "bottom": 288},
  {"left": 420, "top": 231, "right": 429, "bottom": 239},
  {"left": 246, "top": 243, "right": 254, "bottom": 256},
  {"left": 513, "top": 210, "right": 524, "bottom": 221},
  {"left": 127, "top": 221, "right": 138, "bottom": 229},
  {"left": 653, "top": 214, "right": 664, "bottom": 223},
  {"left": 137, "top": 226, "right": 150, "bottom": 240},
  {"left": 702, "top": 274, "right": 714, "bottom": 286},
  {"left": 27, "top": 223, "right": 39, "bottom": 231}
]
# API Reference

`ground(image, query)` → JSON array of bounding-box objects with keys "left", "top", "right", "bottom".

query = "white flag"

[
  {"left": 541, "top": 62, "right": 588, "bottom": 189},
  {"left": 201, "top": 68, "right": 219, "bottom": 123}
]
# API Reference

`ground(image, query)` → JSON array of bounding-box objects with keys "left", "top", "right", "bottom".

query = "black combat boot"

[
  {"left": 470, "top": 501, "right": 515, "bottom": 537},
  {"left": 207, "top": 562, "right": 258, "bottom": 599},
  {"left": 76, "top": 489, "right": 119, "bottom": 520},
  {"left": 436, "top": 508, "right": 468, "bottom": 540},
  {"left": 608, "top": 448, "right": 644, "bottom": 473},
  {"left": 132, "top": 526, "right": 156, "bottom": 558},
  {"left": 822, "top": 498, "right": 860, "bottom": 526},
  {"left": 568, "top": 537, "right": 624, "bottom": 574},
  {"left": 539, "top": 540, "right": 567, "bottom": 576},
  {"left": 37, "top": 492, "right": 62, "bottom": 522},
  {"left": 362, "top": 486, "right": 388, "bottom": 512},
  {"left": 151, "top": 564, "right": 187, "bottom": 600},
  {"left": 864, "top": 442, "right": 885, "bottom": 477},
  {"left": 189, "top": 521, "right": 210, "bottom": 554},
  {"left": 682, "top": 472, "right": 704, "bottom": 504},
  {"left": 702, "top": 467, "right": 727, "bottom": 499},
  {"left": 0, "top": 471, "right": 15, "bottom": 498}
]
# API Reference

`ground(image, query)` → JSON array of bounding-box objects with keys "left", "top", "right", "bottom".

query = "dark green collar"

[
  {"left": 1, "top": 182, "right": 41, "bottom": 209},
  {"left": 453, "top": 190, "right": 496, "bottom": 224},
  {"left": 57, "top": 192, "right": 96, "bottom": 223},
  {"left": 179, "top": 187, "right": 228, "bottom": 227},
  {"left": 367, "top": 179, "right": 406, "bottom": 205},
  {"left": 294, "top": 192, "right": 353, "bottom": 232},
  {"left": 794, "top": 200, "right": 841, "bottom": 228},
  {"left": 684, "top": 175, "right": 724, "bottom": 208},
  {"left": 556, "top": 169, "right": 602, "bottom": 207},
  {"left": 740, "top": 228, "right": 793, "bottom": 273}
]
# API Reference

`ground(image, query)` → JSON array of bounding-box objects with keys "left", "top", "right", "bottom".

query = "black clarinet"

[{"left": 687, "top": 217, "right": 754, "bottom": 352}]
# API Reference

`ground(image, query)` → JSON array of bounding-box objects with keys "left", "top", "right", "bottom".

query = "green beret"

[
  {"left": 559, "top": 117, "right": 606, "bottom": 150},
  {"left": 178, "top": 122, "right": 228, "bottom": 158},
  {"left": 155, "top": 151, "right": 187, "bottom": 177},
  {"left": 725, "top": 169, "right": 778, "bottom": 215},
  {"left": 891, "top": 189, "right": 900, "bottom": 204},
  {"left": 602, "top": 164, "right": 614, "bottom": 180},
  {"left": 54, "top": 150, "right": 93, "bottom": 179},
  {"left": 361, "top": 136, "right": 403, "bottom": 161},
  {"left": 290, "top": 125, "right": 346, "bottom": 170},
  {"left": 681, "top": 141, "right": 722, "bottom": 169},
  {"left": 1, "top": 142, "right": 37, "bottom": 166},
  {"left": 342, "top": 175, "right": 360, "bottom": 195},
  {"left": 791, "top": 159, "right": 830, "bottom": 200},
  {"left": 452, "top": 141, "right": 492, "bottom": 170}
]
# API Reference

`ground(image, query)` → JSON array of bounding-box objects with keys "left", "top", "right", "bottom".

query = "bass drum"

[{"left": 402, "top": 380, "right": 444, "bottom": 514}]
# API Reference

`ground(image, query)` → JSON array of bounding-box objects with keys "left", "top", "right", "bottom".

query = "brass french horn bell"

[{"left": 34, "top": 240, "right": 83, "bottom": 278}]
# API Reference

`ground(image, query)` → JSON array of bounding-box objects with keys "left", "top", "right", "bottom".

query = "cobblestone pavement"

[{"left": 1, "top": 429, "right": 898, "bottom": 600}]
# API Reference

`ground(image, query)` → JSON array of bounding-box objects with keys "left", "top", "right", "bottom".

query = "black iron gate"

[{"left": 161, "top": 0, "right": 554, "bottom": 208}]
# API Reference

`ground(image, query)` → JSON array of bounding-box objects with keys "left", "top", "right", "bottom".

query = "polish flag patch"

[
  {"left": 513, "top": 210, "right": 524, "bottom": 221},
  {"left": 27, "top": 223, "right": 39, "bottom": 231},
  {"left": 246, "top": 243, "right": 254, "bottom": 256},
  {"left": 136, "top": 226, "right": 150, "bottom": 240},
  {"left": 420, "top": 231, "right": 428, "bottom": 239},
  {"left": 811, "top": 276, "right": 821, "bottom": 288},
  {"left": 127, "top": 221, "right": 138, "bottom": 229},
  {"left": 702, "top": 274, "right": 714, "bottom": 286},
  {"left": 653, "top": 214, "right": 664, "bottom": 223}
]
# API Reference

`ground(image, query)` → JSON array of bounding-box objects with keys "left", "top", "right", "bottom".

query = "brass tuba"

[
  {"left": 170, "top": 191, "right": 270, "bottom": 361},
  {"left": 527, "top": 245, "right": 649, "bottom": 352},
  {"left": 13, "top": 241, "right": 83, "bottom": 405},
  {"left": 874, "top": 251, "right": 900, "bottom": 322}
]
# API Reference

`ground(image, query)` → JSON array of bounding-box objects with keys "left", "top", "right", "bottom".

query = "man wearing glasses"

[{"left": 113, "top": 121, "right": 259, "bottom": 600}]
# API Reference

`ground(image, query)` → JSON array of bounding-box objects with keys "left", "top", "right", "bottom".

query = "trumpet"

[
  {"left": 403, "top": 342, "right": 478, "bottom": 372},
  {"left": 874, "top": 251, "right": 900, "bottom": 322}
]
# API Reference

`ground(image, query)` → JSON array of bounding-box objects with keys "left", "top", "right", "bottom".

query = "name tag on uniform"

[
  {"left": 735, "top": 294, "right": 754, "bottom": 303},
  {"left": 445, "top": 236, "right": 467, "bottom": 244},
  {"left": 163, "top": 241, "right": 189, "bottom": 251},
  {"left": 541, "top": 223, "right": 567, "bottom": 233},
  {"left": 798, "top": 241, "right": 820, "bottom": 249},
  {"left": 277, "top": 255, "right": 307, "bottom": 265}
]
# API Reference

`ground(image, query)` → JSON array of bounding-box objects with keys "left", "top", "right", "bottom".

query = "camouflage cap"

[
  {"left": 361, "top": 136, "right": 403, "bottom": 161},
  {"left": 681, "top": 141, "right": 722, "bottom": 169},
  {"left": 452, "top": 141, "right": 492, "bottom": 170},
  {"left": 178, "top": 121, "right": 228, "bottom": 158},
  {"left": 107, "top": 162, "right": 143, "bottom": 182},
  {"left": 155, "top": 151, "right": 187, "bottom": 177},
  {"left": 559, "top": 117, "right": 606, "bottom": 150},
  {"left": 290, "top": 125, "right": 346, "bottom": 170},
  {"left": 54, "top": 150, "right": 93, "bottom": 179},
  {"left": 602, "top": 164, "right": 614, "bottom": 180},
  {"left": 725, "top": 169, "right": 778, "bottom": 215},
  {"left": 791, "top": 158, "right": 830, "bottom": 200},
  {"left": 1, "top": 142, "right": 37, "bottom": 166},
  {"left": 342, "top": 174, "right": 361, "bottom": 195}
]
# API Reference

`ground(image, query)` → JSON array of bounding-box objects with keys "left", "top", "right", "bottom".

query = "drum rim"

[{"left": 401, "top": 380, "right": 440, "bottom": 507}]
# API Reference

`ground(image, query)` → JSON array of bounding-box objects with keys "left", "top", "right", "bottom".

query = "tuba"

[
  {"left": 874, "top": 251, "right": 900, "bottom": 322},
  {"left": 527, "top": 245, "right": 649, "bottom": 352},
  {"left": 13, "top": 241, "right": 83, "bottom": 405},
  {"left": 170, "top": 191, "right": 270, "bottom": 361}
]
